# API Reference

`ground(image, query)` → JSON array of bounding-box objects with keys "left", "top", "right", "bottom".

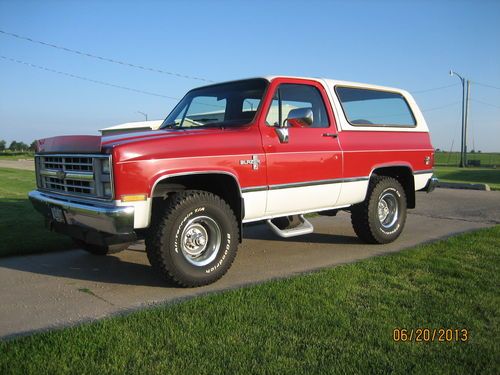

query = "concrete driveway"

[
  {"left": 1, "top": 188, "right": 499, "bottom": 339},
  {"left": 0, "top": 159, "right": 34, "bottom": 171}
]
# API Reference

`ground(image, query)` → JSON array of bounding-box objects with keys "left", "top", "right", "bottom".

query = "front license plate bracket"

[{"left": 50, "top": 206, "right": 66, "bottom": 223}]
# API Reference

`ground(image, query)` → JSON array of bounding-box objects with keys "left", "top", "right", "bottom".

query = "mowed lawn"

[
  {"left": 434, "top": 152, "right": 500, "bottom": 166},
  {"left": 434, "top": 166, "right": 500, "bottom": 190},
  {"left": 0, "top": 152, "right": 34, "bottom": 160},
  {"left": 1, "top": 227, "right": 498, "bottom": 374},
  {"left": 0, "top": 167, "right": 72, "bottom": 256}
]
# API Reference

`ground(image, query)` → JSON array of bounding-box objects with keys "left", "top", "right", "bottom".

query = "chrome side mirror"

[
  {"left": 274, "top": 108, "right": 314, "bottom": 144},
  {"left": 284, "top": 108, "right": 313, "bottom": 127},
  {"left": 275, "top": 127, "right": 289, "bottom": 143}
]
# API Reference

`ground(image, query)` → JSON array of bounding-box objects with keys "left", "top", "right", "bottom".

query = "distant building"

[{"left": 100, "top": 120, "right": 163, "bottom": 136}]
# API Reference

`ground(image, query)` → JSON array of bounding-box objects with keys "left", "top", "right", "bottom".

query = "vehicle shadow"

[
  {"left": 0, "top": 247, "right": 170, "bottom": 288},
  {"left": 242, "top": 221, "right": 361, "bottom": 245},
  {"left": 1, "top": 226, "right": 359, "bottom": 288}
]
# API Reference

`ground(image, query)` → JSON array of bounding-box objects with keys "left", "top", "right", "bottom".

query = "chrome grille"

[
  {"left": 43, "top": 156, "right": 94, "bottom": 171},
  {"left": 35, "top": 154, "right": 112, "bottom": 200}
]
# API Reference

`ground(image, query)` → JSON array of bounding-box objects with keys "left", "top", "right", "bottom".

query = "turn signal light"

[{"left": 121, "top": 194, "right": 147, "bottom": 202}]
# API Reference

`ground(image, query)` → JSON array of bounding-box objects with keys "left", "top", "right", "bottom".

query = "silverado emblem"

[{"left": 239, "top": 155, "right": 260, "bottom": 170}]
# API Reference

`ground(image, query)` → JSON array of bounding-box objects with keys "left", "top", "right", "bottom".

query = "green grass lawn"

[
  {"left": 435, "top": 152, "right": 500, "bottom": 166},
  {"left": 434, "top": 166, "right": 500, "bottom": 190},
  {"left": 1, "top": 227, "right": 498, "bottom": 374},
  {"left": 0, "top": 167, "right": 72, "bottom": 256},
  {"left": 0, "top": 152, "right": 34, "bottom": 160}
]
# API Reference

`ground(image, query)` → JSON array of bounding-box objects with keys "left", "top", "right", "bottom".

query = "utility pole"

[
  {"left": 450, "top": 70, "right": 468, "bottom": 167},
  {"left": 464, "top": 80, "right": 470, "bottom": 167},
  {"left": 137, "top": 111, "right": 148, "bottom": 121}
]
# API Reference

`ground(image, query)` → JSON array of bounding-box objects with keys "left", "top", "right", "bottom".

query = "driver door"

[{"left": 260, "top": 79, "right": 343, "bottom": 216}]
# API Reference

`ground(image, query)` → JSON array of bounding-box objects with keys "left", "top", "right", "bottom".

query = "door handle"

[{"left": 322, "top": 133, "right": 338, "bottom": 138}]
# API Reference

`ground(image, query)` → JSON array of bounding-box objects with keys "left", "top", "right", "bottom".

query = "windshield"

[{"left": 161, "top": 78, "right": 268, "bottom": 129}]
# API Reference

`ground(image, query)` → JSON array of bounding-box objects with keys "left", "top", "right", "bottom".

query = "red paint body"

[{"left": 36, "top": 77, "right": 434, "bottom": 199}]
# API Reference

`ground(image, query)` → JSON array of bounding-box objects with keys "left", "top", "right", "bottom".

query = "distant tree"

[
  {"left": 435, "top": 148, "right": 441, "bottom": 152},
  {"left": 470, "top": 149, "right": 475, "bottom": 154},
  {"left": 8, "top": 141, "right": 29, "bottom": 152},
  {"left": 29, "top": 141, "right": 37, "bottom": 152},
  {"left": 0, "top": 139, "right": 6, "bottom": 152},
  {"left": 478, "top": 150, "right": 482, "bottom": 153},
  {"left": 18, "top": 142, "right": 29, "bottom": 151},
  {"left": 8, "top": 141, "right": 18, "bottom": 151}
]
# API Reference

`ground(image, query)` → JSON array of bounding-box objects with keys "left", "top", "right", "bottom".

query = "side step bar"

[{"left": 266, "top": 215, "right": 314, "bottom": 238}]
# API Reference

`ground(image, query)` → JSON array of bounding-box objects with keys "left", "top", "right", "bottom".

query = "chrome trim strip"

[
  {"left": 65, "top": 172, "right": 95, "bottom": 180},
  {"left": 29, "top": 190, "right": 134, "bottom": 235},
  {"left": 40, "top": 169, "right": 94, "bottom": 181},
  {"left": 342, "top": 176, "right": 371, "bottom": 183},
  {"left": 241, "top": 185, "right": 268, "bottom": 193},
  {"left": 242, "top": 177, "right": 370, "bottom": 193},
  {"left": 413, "top": 169, "right": 434, "bottom": 175},
  {"left": 269, "top": 178, "right": 343, "bottom": 190}
]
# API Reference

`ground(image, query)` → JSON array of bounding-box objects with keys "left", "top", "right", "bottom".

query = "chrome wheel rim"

[
  {"left": 180, "top": 216, "right": 221, "bottom": 266},
  {"left": 377, "top": 192, "right": 399, "bottom": 229}
]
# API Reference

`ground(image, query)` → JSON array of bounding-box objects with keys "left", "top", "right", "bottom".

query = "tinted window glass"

[
  {"left": 266, "top": 84, "right": 329, "bottom": 128},
  {"left": 162, "top": 79, "right": 268, "bottom": 129},
  {"left": 336, "top": 87, "right": 416, "bottom": 127}
]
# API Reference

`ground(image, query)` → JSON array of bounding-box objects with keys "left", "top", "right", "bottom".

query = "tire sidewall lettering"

[
  {"left": 377, "top": 186, "right": 402, "bottom": 235},
  {"left": 173, "top": 205, "right": 231, "bottom": 274}
]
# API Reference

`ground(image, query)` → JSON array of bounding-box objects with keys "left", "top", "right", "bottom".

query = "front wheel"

[
  {"left": 351, "top": 176, "right": 407, "bottom": 244},
  {"left": 145, "top": 190, "right": 239, "bottom": 287}
]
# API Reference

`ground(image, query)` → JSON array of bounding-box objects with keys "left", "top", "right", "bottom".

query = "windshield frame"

[{"left": 160, "top": 78, "right": 269, "bottom": 130}]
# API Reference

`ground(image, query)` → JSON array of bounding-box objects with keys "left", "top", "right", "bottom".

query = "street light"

[
  {"left": 449, "top": 70, "right": 470, "bottom": 167},
  {"left": 137, "top": 111, "right": 148, "bottom": 121}
]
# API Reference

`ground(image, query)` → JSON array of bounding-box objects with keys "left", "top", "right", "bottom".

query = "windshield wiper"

[{"left": 162, "top": 122, "right": 179, "bottom": 129}]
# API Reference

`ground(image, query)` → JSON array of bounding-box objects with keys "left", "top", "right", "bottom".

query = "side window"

[
  {"left": 265, "top": 84, "right": 329, "bottom": 128},
  {"left": 335, "top": 87, "right": 416, "bottom": 127}
]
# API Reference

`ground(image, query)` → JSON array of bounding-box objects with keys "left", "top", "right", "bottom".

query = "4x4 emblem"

[{"left": 240, "top": 155, "right": 260, "bottom": 170}]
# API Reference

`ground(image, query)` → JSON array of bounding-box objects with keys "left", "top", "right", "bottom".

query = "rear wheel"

[
  {"left": 351, "top": 176, "right": 407, "bottom": 244},
  {"left": 146, "top": 190, "right": 239, "bottom": 287}
]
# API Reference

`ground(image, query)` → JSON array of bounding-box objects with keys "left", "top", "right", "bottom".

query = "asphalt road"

[{"left": 1, "top": 189, "right": 499, "bottom": 339}]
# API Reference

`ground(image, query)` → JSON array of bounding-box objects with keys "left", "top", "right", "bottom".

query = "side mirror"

[{"left": 284, "top": 108, "right": 314, "bottom": 128}]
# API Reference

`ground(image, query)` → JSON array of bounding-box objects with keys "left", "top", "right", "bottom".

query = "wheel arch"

[
  {"left": 368, "top": 164, "right": 416, "bottom": 209},
  {"left": 150, "top": 171, "right": 244, "bottom": 241}
]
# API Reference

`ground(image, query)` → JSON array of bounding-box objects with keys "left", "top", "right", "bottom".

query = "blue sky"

[{"left": 1, "top": 0, "right": 499, "bottom": 151}]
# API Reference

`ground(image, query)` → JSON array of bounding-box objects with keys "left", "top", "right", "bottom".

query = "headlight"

[
  {"left": 103, "top": 183, "right": 112, "bottom": 198},
  {"left": 101, "top": 158, "right": 110, "bottom": 174}
]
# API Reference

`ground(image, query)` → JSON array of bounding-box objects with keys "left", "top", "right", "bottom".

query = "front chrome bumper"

[
  {"left": 423, "top": 176, "right": 439, "bottom": 193},
  {"left": 29, "top": 190, "right": 134, "bottom": 235}
]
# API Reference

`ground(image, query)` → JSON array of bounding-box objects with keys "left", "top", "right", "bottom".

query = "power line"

[
  {"left": 421, "top": 101, "right": 460, "bottom": 113},
  {"left": 470, "top": 98, "right": 500, "bottom": 110},
  {"left": 0, "top": 55, "right": 181, "bottom": 101},
  {"left": 474, "top": 81, "right": 500, "bottom": 90},
  {"left": 0, "top": 29, "right": 214, "bottom": 83},
  {"left": 410, "top": 83, "right": 459, "bottom": 94}
]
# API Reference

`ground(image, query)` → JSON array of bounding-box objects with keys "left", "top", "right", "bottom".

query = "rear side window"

[{"left": 335, "top": 87, "right": 416, "bottom": 127}]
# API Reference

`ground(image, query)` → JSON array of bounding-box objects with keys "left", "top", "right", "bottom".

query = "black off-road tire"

[
  {"left": 351, "top": 176, "right": 407, "bottom": 244},
  {"left": 145, "top": 190, "right": 239, "bottom": 287}
]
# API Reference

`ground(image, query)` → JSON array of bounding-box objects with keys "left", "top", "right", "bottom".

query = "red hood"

[{"left": 35, "top": 129, "right": 224, "bottom": 153}]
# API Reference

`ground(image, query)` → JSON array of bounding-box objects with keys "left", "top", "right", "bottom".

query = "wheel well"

[
  {"left": 371, "top": 166, "right": 415, "bottom": 209},
  {"left": 151, "top": 173, "right": 244, "bottom": 238}
]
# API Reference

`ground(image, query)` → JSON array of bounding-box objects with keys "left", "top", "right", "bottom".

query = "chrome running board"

[{"left": 266, "top": 215, "right": 314, "bottom": 238}]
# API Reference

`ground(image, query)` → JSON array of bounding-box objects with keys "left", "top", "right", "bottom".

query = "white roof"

[{"left": 197, "top": 75, "right": 406, "bottom": 94}]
